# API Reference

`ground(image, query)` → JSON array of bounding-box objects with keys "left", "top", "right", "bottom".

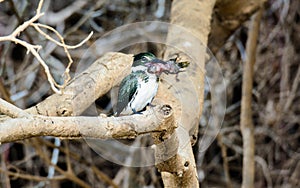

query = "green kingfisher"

[
  {"left": 115, "top": 52, "right": 189, "bottom": 116},
  {"left": 115, "top": 52, "right": 163, "bottom": 116}
]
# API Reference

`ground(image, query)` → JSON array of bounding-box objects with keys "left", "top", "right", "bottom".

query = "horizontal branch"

[{"left": 0, "top": 105, "right": 174, "bottom": 143}]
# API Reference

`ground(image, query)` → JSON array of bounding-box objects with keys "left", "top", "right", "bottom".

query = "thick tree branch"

[
  {"left": 26, "top": 52, "right": 133, "bottom": 116},
  {"left": 0, "top": 105, "right": 174, "bottom": 143},
  {"left": 157, "top": 0, "right": 216, "bottom": 187}
]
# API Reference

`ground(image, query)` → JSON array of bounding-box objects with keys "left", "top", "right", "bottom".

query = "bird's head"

[{"left": 132, "top": 52, "right": 157, "bottom": 70}]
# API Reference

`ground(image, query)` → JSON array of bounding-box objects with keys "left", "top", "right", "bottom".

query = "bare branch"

[
  {"left": 26, "top": 52, "right": 133, "bottom": 116},
  {"left": 0, "top": 105, "right": 174, "bottom": 143},
  {"left": 31, "top": 23, "right": 93, "bottom": 88},
  {"left": 0, "top": 0, "right": 93, "bottom": 94},
  {"left": 32, "top": 23, "right": 93, "bottom": 49},
  {"left": 39, "top": 0, "right": 88, "bottom": 25},
  {"left": 31, "top": 140, "right": 91, "bottom": 188},
  {"left": 158, "top": 0, "right": 216, "bottom": 187},
  {"left": 217, "top": 134, "right": 233, "bottom": 188},
  {"left": 0, "top": 168, "right": 65, "bottom": 182},
  {"left": 240, "top": 7, "right": 263, "bottom": 188},
  {"left": 0, "top": 98, "right": 29, "bottom": 118}
]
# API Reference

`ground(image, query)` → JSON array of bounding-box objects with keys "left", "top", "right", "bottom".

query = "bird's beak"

[{"left": 151, "top": 58, "right": 167, "bottom": 64}]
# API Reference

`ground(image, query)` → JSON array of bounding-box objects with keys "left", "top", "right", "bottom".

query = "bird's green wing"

[{"left": 116, "top": 74, "right": 138, "bottom": 116}]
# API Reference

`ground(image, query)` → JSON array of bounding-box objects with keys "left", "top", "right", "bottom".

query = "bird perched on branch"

[
  {"left": 115, "top": 52, "right": 161, "bottom": 116},
  {"left": 115, "top": 52, "right": 189, "bottom": 116}
]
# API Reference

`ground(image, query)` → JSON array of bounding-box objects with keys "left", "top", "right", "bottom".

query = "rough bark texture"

[
  {"left": 0, "top": 105, "right": 173, "bottom": 143},
  {"left": 26, "top": 52, "right": 132, "bottom": 116},
  {"left": 155, "top": 0, "right": 217, "bottom": 187}
]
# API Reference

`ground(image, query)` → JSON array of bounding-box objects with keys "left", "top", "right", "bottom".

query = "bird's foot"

[{"left": 132, "top": 109, "right": 143, "bottom": 115}]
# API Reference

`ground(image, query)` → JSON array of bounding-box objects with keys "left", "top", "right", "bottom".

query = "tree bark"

[
  {"left": 26, "top": 52, "right": 132, "bottom": 116},
  {"left": 155, "top": 0, "right": 217, "bottom": 187},
  {"left": 0, "top": 105, "right": 174, "bottom": 143}
]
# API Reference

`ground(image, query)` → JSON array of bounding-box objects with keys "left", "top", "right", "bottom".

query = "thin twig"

[
  {"left": 240, "top": 7, "right": 263, "bottom": 188},
  {"left": 0, "top": 35, "right": 61, "bottom": 93},
  {"left": 91, "top": 166, "right": 119, "bottom": 188},
  {"left": 217, "top": 134, "right": 233, "bottom": 188},
  {"left": 8, "top": 0, "right": 33, "bottom": 43},
  {"left": 284, "top": 63, "right": 300, "bottom": 111},
  {"left": 32, "top": 140, "right": 91, "bottom": 188},
  {"left": 40, "top": 139, "right": 119, "bottom": 188},
  {"left": 0, "top": 0, "right": 93, "bottom": 94},
  {"left": 255, "top": 156, "right": 272, "bottom": 188},
  {"left": 32, "top": 24, "right": 93, "bottom": 49},
  {"left": 0, "top": 167, "right": 65, "bottom": 182},
  {"left": 65, "top": 0, "right": 105, "bottom": 36},
  {"left": 64, "top": 141, "right": 73, "bottom": 174},
  {"left": 31, "top": 23, "right": 93, "bottom": 87}
]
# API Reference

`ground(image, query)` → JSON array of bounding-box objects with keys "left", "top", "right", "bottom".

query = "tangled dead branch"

[{"left": 0, "top": 0, "right": 92, "bottom": 94}]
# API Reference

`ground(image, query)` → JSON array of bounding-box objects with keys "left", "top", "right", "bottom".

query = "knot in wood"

[
  {"left": 57, "top": 105, "right": 72, "bottom": 116},
  {"left": 160, "top": 105, "right": 172, "bottom": 117}
]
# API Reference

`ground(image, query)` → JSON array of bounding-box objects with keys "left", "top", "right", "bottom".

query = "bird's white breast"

[
  {"left": 120, "top": 73, "right": 158, "bottom": 115},
  {"left": 129, "top": 73, "right": 158, "bottom": 112}
]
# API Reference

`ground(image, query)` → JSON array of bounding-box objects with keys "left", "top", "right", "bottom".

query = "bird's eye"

[{"left": 142, "top": 56, "right": 148, "bottom": 61}]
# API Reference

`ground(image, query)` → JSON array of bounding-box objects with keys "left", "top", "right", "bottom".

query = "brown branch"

[
  {"left": 240, "top": 7, "right": 263, "bottom": 188},
  {"left": 0, "top": 52, "right": 126, "bottom": 119},
  {"left": 26, "top": 52, "right": 133, "bottom": 116},
  {"left": 0, "top": 98, "right": 29, "bottom": 118},
  {"left": 255, "top": 156, "right": 272, "bottom": 188},
  {"left": 41, "top": 139, "right": 119, "bottom": 188},
  {"left": 157, "top": 0, "right": 216, "bottom": 187},
  {"left": 91, "top": 166, "right": 119, "bottom": 188},
  {"left": 31, "top": 140, "right": 91, "bottom": 188},
  {"left": 151, "top": 105, "right": 182, "bottom": 174},
  {"left": 0, "top": 0, "right": 93, "bottom": 94},
  {"left": 39, "top": 0, "right": 88, "bottom": 25},
  {"left": 0, "top": 78, "right": 13, "bottom": 105},
  {"left": 0, "top": 168, "right": 65, "bottom": 182},
  {"left": 217, "top": 134, "right": 233, "bottom": 188},
  {"left": 0, "top": 105, "right": 173, "bottom": 143}
]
